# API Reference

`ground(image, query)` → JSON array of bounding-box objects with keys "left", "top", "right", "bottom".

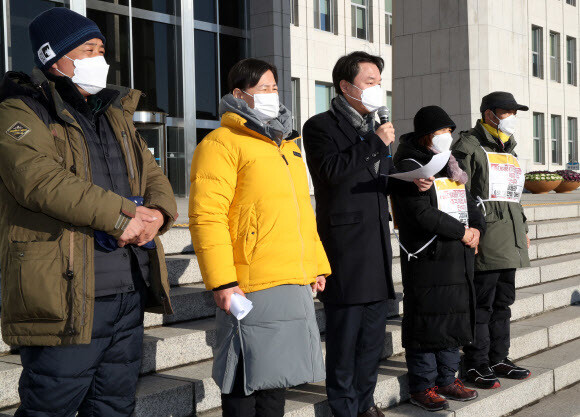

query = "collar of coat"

[
  {"left": 218, "top": 93, "right": 297, "bottom": 146},
  {"left": 220, "top": 111, "right": 299, "bottom": 145},
  {"left": 480, "top": 119, "right": 511, "bottom": 144},
  {"left": 474, "top": 119, "right": 517, "bottom": 153},
  {"left": 0, "top": 68, "right": 141, "bottom": 126},
  {"left": 45, "top": 71, "right": 120, "bottom": 122}
]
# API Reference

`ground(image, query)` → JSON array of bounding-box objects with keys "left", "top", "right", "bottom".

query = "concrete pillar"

[{"left": 249, "top": 0, "right": 292, "bottom": 108}]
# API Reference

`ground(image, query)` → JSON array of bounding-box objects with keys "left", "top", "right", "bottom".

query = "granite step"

[
  {"left": 0, "top": 305, "right": 578, "bottom": 414},
  {"left": 199, "top": 337, "right": 580, "bottom": 417},
  {"left": 163, "top": 248, "right": 580, "bottom": 290},
  {"left": 159, "top": 204, "right": 580, "bottom": 256},
  {"left": 511, "top": 382, "right": 580, "bottom": 417}
]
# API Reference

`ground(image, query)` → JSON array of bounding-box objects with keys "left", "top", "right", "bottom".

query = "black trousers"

[
  {"left": 16, "top": 283, "right": 147, "bottom": 417},
  {"left": 405, "top": 348, "right": 460, "bottom": 393},
  {"left": 221, "top": 354, "right": 286, "bottom": 417},
  {"left": 324, "top": 300, "right": 389, "bottom": 417},
  {"left": 463, "top": 269, "right": 516, "bottom": 369}
]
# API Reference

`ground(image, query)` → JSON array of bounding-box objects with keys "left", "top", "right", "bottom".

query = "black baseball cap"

[{"left": 480, "top": 91, "right": 529, "bottom": 113}]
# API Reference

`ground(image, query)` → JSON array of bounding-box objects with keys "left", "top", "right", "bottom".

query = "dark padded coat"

[{"left": 390, "top": 133, "right": 486, "bottom": 350}]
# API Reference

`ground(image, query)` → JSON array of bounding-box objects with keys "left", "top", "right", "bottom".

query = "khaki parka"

[
  {"left": 452, "top": 121, "right": 530, "bottom": 272},
  {"left": 0, "top": 68, "right": 177, "bottom": 347}
]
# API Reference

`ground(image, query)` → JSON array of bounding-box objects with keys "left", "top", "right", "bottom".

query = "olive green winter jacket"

[
  {"left": 452, "top": 121, "right": 530, "bottom": 272},
  {"left": 0, "top": 68, "right": 177, "bottom": 347}
]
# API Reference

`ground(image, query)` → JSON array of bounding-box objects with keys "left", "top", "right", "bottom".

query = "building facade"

[{"left": 393, "top": 0, "right": 580, "bottom": 172}]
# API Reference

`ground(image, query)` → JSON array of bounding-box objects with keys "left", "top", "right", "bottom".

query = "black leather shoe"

[
  {"left": 358, "top": 405, "right": 385, "bottom": 417},
  {"left": 465, "top": 365, "right": 501, "bottom": 389},
  {"left": 491, "top": 358, "right": 531, "bottom": 380}
]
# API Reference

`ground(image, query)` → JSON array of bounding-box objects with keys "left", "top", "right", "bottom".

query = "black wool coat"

[
  {"left": 390, "top": 133, "right": 486, "bottom": 350},
  {"left": 302, "top": 109, "right": 396, "bottom": 305}
]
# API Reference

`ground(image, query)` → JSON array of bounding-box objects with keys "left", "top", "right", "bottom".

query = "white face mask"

[
  {"left": 57, "top": 55, "right": 110, "bottom": 95},
  {"left": 243, "top": 91, "right": 280, "bottom": 122},
  {"left": 346, "top": 83, "right": 383, "bottom": 112},
  {"left": 432, "top": 132, "right": 453, "bottom": 153},
  {"left": 492, "top": 112, "right": 517, "bottom": 136}
]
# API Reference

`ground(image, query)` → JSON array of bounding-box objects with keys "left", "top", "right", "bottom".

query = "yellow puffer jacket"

[{"left": 189, "top": 111, "right": 331, "bottom": 293}]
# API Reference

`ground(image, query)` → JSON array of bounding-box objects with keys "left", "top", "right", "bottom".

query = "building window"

[
  {"left": 566, "top": 0, "right": 576, "bottom": 5},
  {"left": 291, "top": 0, "right": 299, "bottom": 26},
  {"left": 87, "top": 9, "right": 130, "bottom": 88},
  {"left": 568, "top": 117, "right": 578, "bottom": 162},
  {"left": 195, "top": 0, "right": 217, "bottom": 23},
  {"left": 567, "top": 36, "right": 577, "bottom": 85},
  {"left": 551, "top": 115, "right": 562, "bottom": 165},
  {"left": 132, "top": 18, "right": 183, "bottom": 117},
  {"left": 219, "top": 0, "right": 247, "bottom": 29},
  {"left": 385, "top": 0, "right": 392, "bottom": 45},
  {"left": 195, "top": 30, "right": 219, "bottom": 120},
  {"left": 291, "top": 78, "right": 301, "bottom": 134},
  {"left": 315, "top": 82, "right": 334, "bottom": 114},
  {"left": 9, "top": 0, "right": 66, "bottom": 72},
  {"left": 386, "top": 91, "right": 392, "bottom": 117},
  {"left": 314, "top": 0, "right": 333, "bottom": 32},
  {"left": 532, "top": 26, "right": 543, "bottom": 79},
  {"left": 533, "top": 113, "right": 545, "bottom": 164},
  {"left": 550, "top": 31, "right": 561, "bottom": 82},
  {"left": 0, "top": 4, "right": 4, "bottom": 75},
  {"left": 352, "top": 0, "right": 369, "bottom": 40}
]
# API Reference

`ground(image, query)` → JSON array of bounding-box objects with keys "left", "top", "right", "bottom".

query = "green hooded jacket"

[
  {"left": 0, "top": 68, "right": 177, "bottom": 347},
  {"left": 451, "top": 120, "right": 530, "bottom": 272}
]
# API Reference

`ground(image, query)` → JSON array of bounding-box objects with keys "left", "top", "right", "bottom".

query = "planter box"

[
  {"left": 524, "top": 180, "right": 562, "bottom": 194},
  {"left": 554, "top": 181, "right": 580, "bottom": 193}
]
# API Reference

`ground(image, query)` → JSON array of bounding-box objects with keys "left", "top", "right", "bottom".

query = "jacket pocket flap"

[
  {"left": 484, "top": 210, "right": 503, "bottom": 223},
  {"left": 330, "top": 211, "right": 363, "bottom": 226}
]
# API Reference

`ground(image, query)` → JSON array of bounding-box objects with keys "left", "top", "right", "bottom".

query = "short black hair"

[
  {"left": 227, "top": 58, "right": 278, "bottom": 93},
  {"left": 332, "top": 51, "right": 384, "bottom": 96}
]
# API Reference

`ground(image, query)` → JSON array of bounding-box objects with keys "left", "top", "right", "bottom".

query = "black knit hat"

[
  {"left": 413, "top": 106, "right": 456, "bottom": 138},
  {"left": 29, "top": 8, "right": 106, "bottom": 70}
]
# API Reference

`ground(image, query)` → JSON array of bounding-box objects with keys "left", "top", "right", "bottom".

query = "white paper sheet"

[
  {"left": 388, "top": 151, "right": 452, "bottom": 181},
  {"left": 230, "top": 293, "right": 253, "bottom": 320}
]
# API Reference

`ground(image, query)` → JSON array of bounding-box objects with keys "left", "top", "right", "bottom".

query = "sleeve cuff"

[
  {"left": 109, "top": 198, "right": 137, "bottom": 238},
  {"left": 212, "top": 281, "right": 239, "bottom": 291}
]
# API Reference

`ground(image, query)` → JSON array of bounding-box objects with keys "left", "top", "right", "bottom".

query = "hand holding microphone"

[{"left": 376, "top": 106, "right": 395, "bottom": 152}]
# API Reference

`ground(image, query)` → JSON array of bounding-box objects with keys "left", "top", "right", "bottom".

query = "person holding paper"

[
  {"left": 390, "top": 106, "right": 486, "bottom": 412},
  {"left": 302, "top": 51, "right": 433, "bottom": 417},
  {"left": 189, "top": 58, "right": 331, "bottom": 417},
  {"left": 452, "top": 92, "right": 531, "bottom": 389}
]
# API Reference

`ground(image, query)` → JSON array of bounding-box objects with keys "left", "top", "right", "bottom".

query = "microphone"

[
  {"left": 377, "top": 106, "right": 392, "bottom": 155},
  {"left": 377, "top": 106, "right": 390, "bottom": 124}
]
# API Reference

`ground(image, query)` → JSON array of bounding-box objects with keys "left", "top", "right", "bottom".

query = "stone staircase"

[{"left": 1, "top": 202, "right": 579, "bottom": 416}]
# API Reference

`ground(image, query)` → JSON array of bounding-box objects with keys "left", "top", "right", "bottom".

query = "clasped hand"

[
  {"left": 461, "top": 227, "right": 480, "bottom": 249},
  {"left": 118, "top": 206, "right": 164, "bottom": 248}
]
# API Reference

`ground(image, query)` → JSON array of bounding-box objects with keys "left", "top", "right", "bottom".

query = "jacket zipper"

[
  {"left": 65, "top": 229, "right": 75, "bottom": 334},
  {"left": 121, "top": 131, "right": 136, "bottom": 180},
  {"left": 279, "top": 146, "right": 308, "bottom": 284},
  {"left": 67, "top": 122, "right": 89, "bottom": 328}
]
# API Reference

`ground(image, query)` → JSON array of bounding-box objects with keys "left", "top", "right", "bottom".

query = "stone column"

[{"left": 249, "top": 0, "right": 292, "bottom": 108}]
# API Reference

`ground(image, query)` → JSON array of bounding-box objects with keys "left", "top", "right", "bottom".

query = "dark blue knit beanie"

[{"left": 29, "top": 8, "right": 106, "bottom": 70}]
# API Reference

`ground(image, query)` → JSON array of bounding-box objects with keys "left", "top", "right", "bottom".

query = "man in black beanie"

[{"left": 0, "top": 8, "right": 177, "bottom": 416}]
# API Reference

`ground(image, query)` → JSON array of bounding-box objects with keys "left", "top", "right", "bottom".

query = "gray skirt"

[{"left": 212, "top": 284, "right": 325, "bottom": 395}]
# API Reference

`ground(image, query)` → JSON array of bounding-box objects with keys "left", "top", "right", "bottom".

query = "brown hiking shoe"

[
  {"left": 410, "top": 387, "right": 449, "bottom": 412},
  {"left": 358, "top": 405, "right": 385, "bottom": 417},
  {"left": 436, "top": 379, "right": 478, "bottom": 401}
]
